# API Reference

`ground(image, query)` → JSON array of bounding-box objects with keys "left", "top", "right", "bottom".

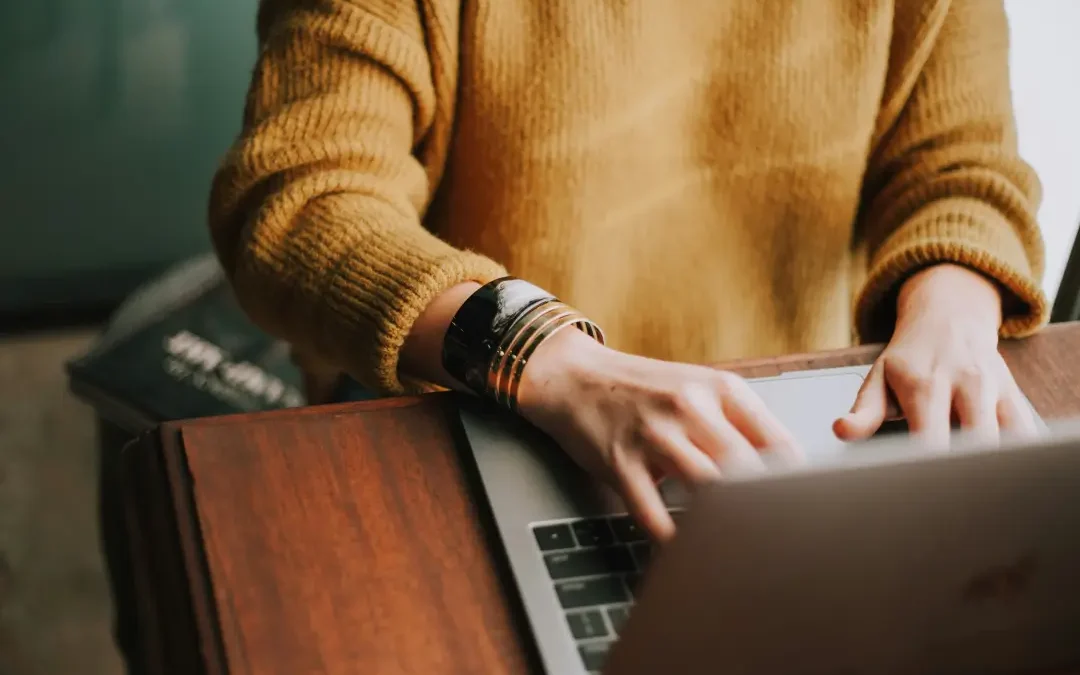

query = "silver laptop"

[
  {"left": 455, "top": 366, "right": 1072, "bottom": 674},
  {"left": 604, "top": 418, "right": 1080, "bottom": 675}
]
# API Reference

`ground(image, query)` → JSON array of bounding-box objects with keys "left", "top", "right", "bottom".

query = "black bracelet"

[{"left": 442, "top": 277, "right": 556, "bottom": 393}]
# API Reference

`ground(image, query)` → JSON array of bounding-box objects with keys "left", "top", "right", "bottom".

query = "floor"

[{"left": 0, "top": 329, "right": 123, "bottom": 675}]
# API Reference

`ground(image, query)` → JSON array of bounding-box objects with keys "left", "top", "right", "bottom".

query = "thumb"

[{"left": 834, "top": 363, "right": 888, "bottom": 441}]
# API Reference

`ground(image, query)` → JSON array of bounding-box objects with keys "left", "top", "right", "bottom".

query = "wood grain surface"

[{"left": 125, "top": 323, "right": 1080, "bottom": 675}]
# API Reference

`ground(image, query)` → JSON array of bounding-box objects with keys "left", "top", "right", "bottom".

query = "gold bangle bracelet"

[
  {"left": 484, "top": 298, "right": 605, "bottom": 412},
  {"left": 487, "top": 301, "right": 571, "bottom": 407},
  {"left": 500, "top": 308, "right": 580, "bottom": 409},
  {"left": 506, "top": 314, "right": 593, "bottom": 413}
]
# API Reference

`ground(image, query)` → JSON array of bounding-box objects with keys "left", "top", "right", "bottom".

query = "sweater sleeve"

[
  {"left": 207, "top": 0, "right": 507, "bottom": 395},
  {"left": 853, "top": 0, "right": 1048, "bottom": 344}
]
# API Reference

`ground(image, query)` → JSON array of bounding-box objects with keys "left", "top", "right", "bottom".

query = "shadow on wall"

[{"left": 0, "top": 0, "right": 259, "bottom": 319}]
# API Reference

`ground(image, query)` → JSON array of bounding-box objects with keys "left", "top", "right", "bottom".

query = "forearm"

[
  {"left": 214, "top": 193, "right": 503, "bottom": 395},
  {"left": 209, "top": 1, "right": 506, "bottom": 395},
  {"left": 853, "top": 0, "right": 1047, "bottom": 342},
  {"left": 400, "top": 282, "right": 482, "bottom": 391}
]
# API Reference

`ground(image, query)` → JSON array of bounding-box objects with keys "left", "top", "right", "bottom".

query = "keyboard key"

[
  {"left": 533, "top": 524, "right": 575, "bottom": 551},
  {"left": 609, "top": 515, "right": 647, "bottom": 543},
  {"left": 544, "top": 546, "right": 635, "bottom": 580},
  {"left": 607, "top": 606, "right": 631, "bottom": 634},
  {"left": 630, "top": 542, "right": 652, "bottom": 569},
  {"left": 579, "top": 641, "right": 613, "bottom": 671},
  {"left": 555, "top": 577, "right": 629, "bottom": 609},
  {"left": 566, "top": 610, "right": 608, "bottom": 639},
  {"left": 625, "top": 573, "right": 643, "bottom": 596},
  {"left": 572, "top": 519, "right": 615, "bottom": 547}
]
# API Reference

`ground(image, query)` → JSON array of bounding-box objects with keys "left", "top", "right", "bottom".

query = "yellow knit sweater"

[{"left": 209, "top": 0, "right": 1047, "bottom": 396}]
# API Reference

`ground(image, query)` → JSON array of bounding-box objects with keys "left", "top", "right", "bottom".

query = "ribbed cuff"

[
  {"left": 279, "top": 196, "right": 508, "bottom": 396},
  {"left": 855, "top": 197, "right": 1049, "bottom": 343},
  {"left": 342, "top": 244, "right": 507, "bottom": 396}
]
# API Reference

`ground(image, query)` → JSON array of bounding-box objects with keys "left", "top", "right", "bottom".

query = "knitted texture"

[{"left": 209, "top": 0, "right": 1047, "bottom": 395}]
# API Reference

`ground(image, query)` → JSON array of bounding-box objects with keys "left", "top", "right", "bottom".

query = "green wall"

[{"left": 0, "top": 0, "right": 259, "bottom": 316}]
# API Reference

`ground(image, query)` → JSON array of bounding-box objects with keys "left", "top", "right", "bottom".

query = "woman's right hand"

[
  {"left": 516, "top": 328, "right": 800, "bottom": 542},
  {"left": 399, "top": 282, "right": 799, "bottom": 542}
]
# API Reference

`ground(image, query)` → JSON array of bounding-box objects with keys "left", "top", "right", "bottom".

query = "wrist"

[
  {"left": 896, "top": 263, "right": 1002, "bottom": 332},
  {"left": 516, "top": 327, "right": 609, "bottom": 424},
  {"left": 438, "top": 276, "right": 607, "bottom": 412}
]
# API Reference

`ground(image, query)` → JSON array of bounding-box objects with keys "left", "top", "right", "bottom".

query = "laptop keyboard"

[{"left": 531, "top": 510, "right": 681, "bottom": 673}]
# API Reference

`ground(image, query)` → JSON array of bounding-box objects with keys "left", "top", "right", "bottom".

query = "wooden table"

[{"left": 119, "top": 323, "right": 1080, "bottom": 675}]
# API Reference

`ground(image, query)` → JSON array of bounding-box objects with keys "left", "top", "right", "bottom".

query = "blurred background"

[
  {"left": 0, "top": 0, "right": 257, "bottom": 325},
  {"left": 0, "top": 1, "right": 260, "bottom": 672},
  {"left": 0, "top": 1, "right": 1077, "bottom": 673}
]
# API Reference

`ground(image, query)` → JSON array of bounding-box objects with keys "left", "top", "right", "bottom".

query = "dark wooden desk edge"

[
  {"left": 163, "top": 427, "right": 231, "bottom": 675},
  {"left": 122, "top": 426, "right": 230, "bottom": 675},
  {"left": 126, "top": 322, "right": 1080, "bottom": 674},
  {"left": 122, "top": 428, "right": 194, "bottom": 675}
]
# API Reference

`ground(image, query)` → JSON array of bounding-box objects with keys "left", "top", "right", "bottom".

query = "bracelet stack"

[{"left": 442, "top": 277, "right": 605, "bottom": 412}]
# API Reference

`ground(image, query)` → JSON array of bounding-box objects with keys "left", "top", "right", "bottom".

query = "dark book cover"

[{"left": 66, "top": 254, "right": 370, "bottom": 434}]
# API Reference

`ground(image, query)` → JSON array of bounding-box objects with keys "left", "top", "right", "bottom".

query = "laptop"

[
  {"left": 454, "top": 365, "right": 1075, "bottom": 674},
  {"left": 605, "top": 419, "right": 1080, "bottom": 675}
]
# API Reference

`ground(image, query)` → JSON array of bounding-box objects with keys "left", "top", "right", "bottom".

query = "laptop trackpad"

[
  {"left": 748, "top": 372, "right": 866, "bottom": 465},
  {"left": 657, "top": 370, "right": 869, "bottom": 505}
]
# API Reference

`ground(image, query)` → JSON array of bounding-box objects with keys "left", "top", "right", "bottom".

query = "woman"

[{"left": 209, "top": 0, "right": 1047, "bottom": 541}]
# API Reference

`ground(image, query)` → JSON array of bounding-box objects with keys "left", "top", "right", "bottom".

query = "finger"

[
  {"left": 952, "top": 370, "right": 999, "bottom": 441},
  {"left": 649, "top": 428, "right": 724, "bottom": 485},
  {"left": 646, "top": 461, "right": 668, "bottom": 485},
  {"left": 997, "top": 379, "right": 1039, "bottom": 437},
  {"left": 716, "top": 421, "right": 770, "bottom": 476},
  {"left": 834, "top": 362, "right": 889, "bottom": 441},
  {"left": 723, "top": 386, "right": 802, "bottom": 458},
  {"left": 725, "top": 401, "right": 804, "bottom": 470},
  {"left": 894, "top": 371, "right": 952, "bottom": 446},
  {"left": 673, "top": 382, "right": 769, "bottom": 473},
  {"left": 615, "top": 461, "right": 676, "bottom": 542},
  {"left": 692, "top": 417, "right": 767, "bottom": 477}
]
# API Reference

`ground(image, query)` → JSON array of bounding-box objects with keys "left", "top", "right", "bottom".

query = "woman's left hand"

[{"left": 834, "top": 263, "right": 1038, "bottom": 445}]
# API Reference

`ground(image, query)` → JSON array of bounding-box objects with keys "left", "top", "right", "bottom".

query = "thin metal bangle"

[
  {"left": 487, "top": 301, "right": 568, "bottom": 406},
  {"left": 497, "top": 308, "right": 580, "bottom": 409},
  {"left": 506, "top": 315, "right": 598, "bottom": 413}
]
